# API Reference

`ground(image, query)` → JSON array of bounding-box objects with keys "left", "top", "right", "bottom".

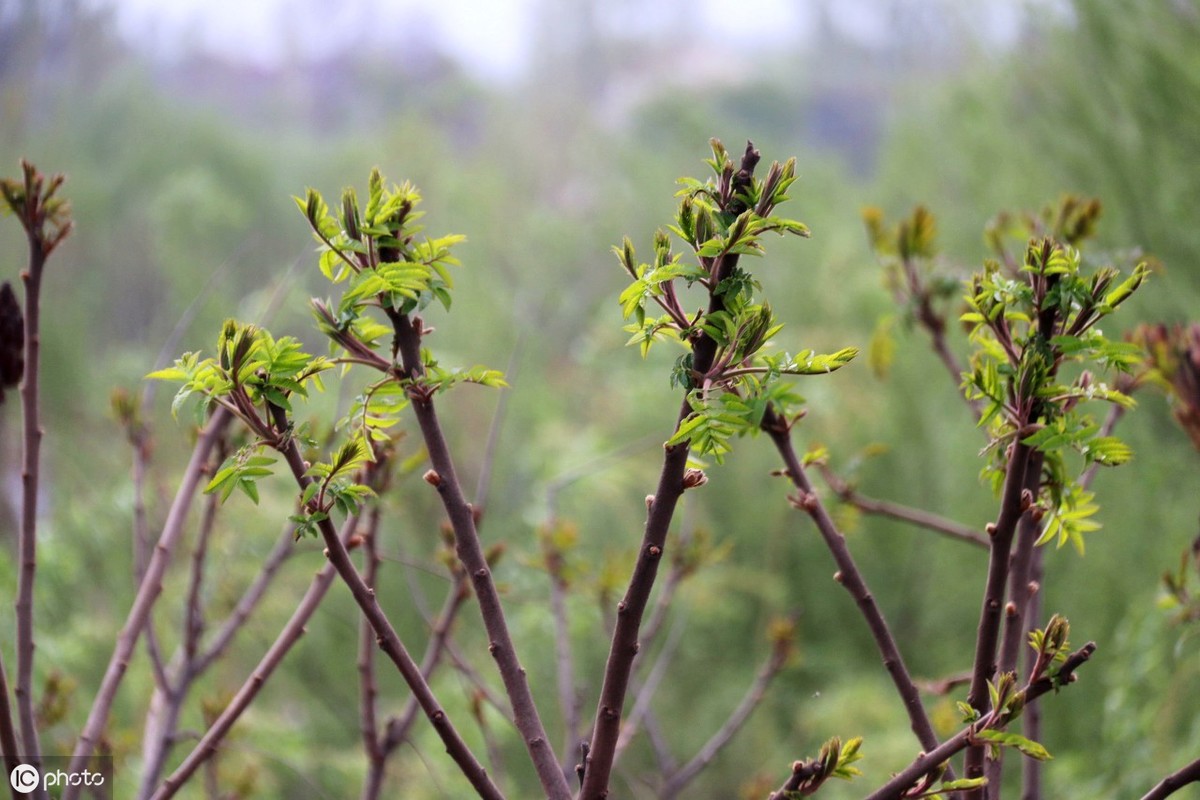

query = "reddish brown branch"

[
  {"left": 963, "top": 442, "right": 1035, "bottom": 792},
  {"left": 4, "top": 162, "right": 72, "bottom": 796},
  {"left": 988, "top": 451, "right": 1045, "bottom": 797},
  {"left": 1140, "top": 756, "right": 1200, "bottom": 800},
  {"left": 818, "top": 465, "right": 989, "bottom": 549},
  {"left": 763, "top": 409, "right": 946, "bottom": 763},
  {"left": 863, "top": 642, "right": 1095, "bottom": 800},
  {"left": 0, "top": 655, "right": 23, "bottom": 798},
  {"left": 391, "top": 313, "right": 568, "bottom": 800}
]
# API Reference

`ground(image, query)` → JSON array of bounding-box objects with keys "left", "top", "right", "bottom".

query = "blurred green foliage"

[{"left": 1, "top": 0, "right": 1198, "bottom": 797}]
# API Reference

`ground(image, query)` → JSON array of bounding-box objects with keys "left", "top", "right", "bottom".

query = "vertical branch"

[
  {"left": 763, "top": 409, "right": 947, "bottom": 761},
  {"left": 358, "top": 504, "right": 384, "bottom": 799},
  {"left": 391, "top": 313, "right": 570, "bottom": 800},
  {"left": 580, "top": 141, "right": 762, "bottom": 800},
  {"left": 988, "top": 451, "right": 1045, "bottom": 797},
  {"left": 2, "top": 162, "right": 72, "bottom": 794},
  {"left": 64, "top": 407, "right": 232, "bottom": 800},
  {"left": 0, "top": 655, "right": 24, "bottom": 798},
  {"left": 1020, "top": 550, "right": 1044, "bottom": 800},
  {"left": 962, "top": 441, "right": 1035, "bottom": 794}
]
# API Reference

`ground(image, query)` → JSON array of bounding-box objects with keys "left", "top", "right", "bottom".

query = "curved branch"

[{"left": 1140, "top": 756, "right": 1200, "bottom": 800}]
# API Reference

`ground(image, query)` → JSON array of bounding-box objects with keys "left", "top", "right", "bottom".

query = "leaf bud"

[
  {"left": 682, "top": 468, "right": 708, "bottom": 490},
  {"left": 422, "top": 469, "right": 442, "bottom": 488},
  {"left": 645, "top": 494, "right": 655, "bottom": 510}
]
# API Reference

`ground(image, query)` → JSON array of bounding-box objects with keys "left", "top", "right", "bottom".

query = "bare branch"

[
  {"left": 818, "top": 465, "right": 989, "bottom": 549},
  {"left": 1140, "top": 756, "right": 1200, "bottom": 800},
  {"left": 963, "top": 442, "right": 1036, "bottom": 790},
  {"left": 149, "top": 514, "right": 357, "bottom": 800},
  {"left": 64, "top": 407, "right": 233, "bottom": 800},
  {"left": 0, "top": 654, "right": 24, "bottom": 799},
  {"left": 5, "top": 161, "right": 73, "bottom": 797},
  {"left": 763, "top": 409, "right": 947, "bottom": 764},
  {"left": 392, "top": 311, "right": 568, "bottom": 800}
]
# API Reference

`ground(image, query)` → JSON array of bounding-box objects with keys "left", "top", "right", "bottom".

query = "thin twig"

[
  {"left": 660, "top": 633, "right": 790, "bottom": 799},
  {"left": 818, "top": 465, "right": 989, "bottom": 549},
  {"left": 64, "top": 407, "right": 232, "bottom": 800},
  {"left": 148, "top": 514, "right": 358, "bottom": 800},
  {"left": 193, "top": 523, "right": 296, "bottom": 674},
  {"left": 763, "top": 408, "right": 947, "bottom": 765}
]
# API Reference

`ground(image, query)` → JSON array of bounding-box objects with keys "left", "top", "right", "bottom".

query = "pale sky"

[{"left": 102, "top": 0, "right": 1022, "bottom": 80}]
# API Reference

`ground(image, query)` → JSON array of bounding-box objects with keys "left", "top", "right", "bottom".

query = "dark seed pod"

[{"left": 0, "top": 282, "right": 24, "bottom": 404}]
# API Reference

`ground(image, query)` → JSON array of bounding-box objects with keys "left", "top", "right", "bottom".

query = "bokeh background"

[{"left": 1, "top": 0, "right": 1198, "bottom": 797}]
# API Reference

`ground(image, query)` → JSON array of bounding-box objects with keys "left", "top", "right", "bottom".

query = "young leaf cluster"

[
  {"left": 292, "top": 438, "right": 375, "bottom": 539},
  {"left": 299, "top": 171, "right": 505, "bottom": 400},
  {"left": 619, "top": 140, "right": 856, "bottom": 462},
  {"left": 959, "top": 211, "right": 1149, "bottom": 551},
  {"left": 149, "top": 321, "right": 377, "bottom": 529},
  {"left": 297, "top": 170, "right": 458, "bottom": 316},
  {"left": 149, "top": 321, "right": 331, "bottom": 427}
]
